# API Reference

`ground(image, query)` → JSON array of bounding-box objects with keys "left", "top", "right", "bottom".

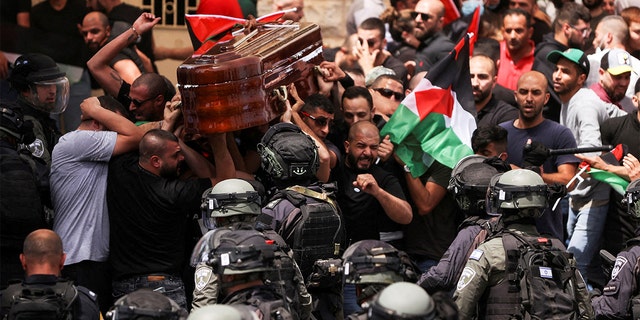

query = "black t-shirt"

[
  {"left": 107, "top": 152, "right": 212, "bottom": 280},
  {"left": 330, "top": 160, "right": 408, "bottom": 244},
  {"left": 403, "top": 161, "right": 461, "bottom": 261},
  {"left": 601, "top": 111, "right": 640, "bottom": 256},
  {"left": 30, "top": 0, "right": 88, "bottom": 66}
]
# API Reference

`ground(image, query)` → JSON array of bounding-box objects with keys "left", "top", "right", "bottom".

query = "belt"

[{"left": 147, "top": 275, "right": 167, "bottom": 282}]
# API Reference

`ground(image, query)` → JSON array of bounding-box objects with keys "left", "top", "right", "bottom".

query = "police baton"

[{"left": 547, "top": 145, "right": 614, "bottom": 156}]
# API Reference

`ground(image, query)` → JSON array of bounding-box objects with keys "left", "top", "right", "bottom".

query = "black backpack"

[
  {"left": 501, "top": 231, "right": 580, "bottom": 320},
  {"left": 0, "top": 145, "right": 49, "bottom": 242},
  {"left": 265, "top": 184, "right": 345, "bottom": 280},
  {"left": 3, "top": 280, "right": 77, "bottom": 320}
]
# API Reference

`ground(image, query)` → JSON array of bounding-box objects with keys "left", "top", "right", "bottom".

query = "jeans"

[
  {"left": 112, "top": 274, "right": 187, "bottom": 310},
  {"left": 566, "top": 204, "right": 608, "bottom": 285},
  {"left": 342, "top": 283, "right": 361, "bottom": 317}
]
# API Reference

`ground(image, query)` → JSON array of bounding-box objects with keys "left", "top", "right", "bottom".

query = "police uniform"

[
  {"left": 191, "top": 224, "right": 311, "bottom": 320},
  {"left": 0, "top": 275, "right": 100, "bottom": 320},
  {"left": 592, "top": 239, "right": 640, "bottom": 319},
  {"left": 453, "top": 224, "right": 593, "bottom": 319},
  {"left": 418, "top": 216, "right": 502, "bottom": 294}
]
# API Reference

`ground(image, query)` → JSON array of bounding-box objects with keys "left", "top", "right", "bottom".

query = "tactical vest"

[
  {"left": 263, "top": 184, "right": 345, "bottom": 280},
  {"left": 1, "top": 279, "right": 77, "bottom": 320},
  {"left": 482, "top": 231, "right": 577, "bottom": 320}
]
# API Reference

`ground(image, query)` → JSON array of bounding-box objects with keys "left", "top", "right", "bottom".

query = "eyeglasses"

[
  {"left": 300, "top": 111, "right": 333, "bottom": 127},
  {"left": 569, "top": 24, "right": 591, "bottom": 37},
  {"left": 373, "top": 88, "right": 405, "bottom": 101},
  {"left": 410, "top": 11, "right": 433, "bottom": 21},
  {"left": 127, "top": 95, "right": 156, "bottom": 108}
]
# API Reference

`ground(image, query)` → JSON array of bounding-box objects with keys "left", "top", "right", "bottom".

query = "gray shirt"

[
  {"left": 560, "top": 88, "right": 626, "bottom": 208},
  {"left": 51, "top": 130, "right": 116, "bottom": 264}
]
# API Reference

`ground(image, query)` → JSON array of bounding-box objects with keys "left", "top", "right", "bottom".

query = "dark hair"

[
  {"left": 473, "top": 38, "right": 501, "bottom": 62},
  {"left": 635, "top": 77, "right": 640, "bottom": 95},
  {"left": 139, "top": 129, "right": 179, "bottom": 162},
  {"left": 132, "top": 73, "right": 168, "bottom": 101},
  {"left": 342, "top": 86, "right": 374, "bottom": 110},
  {"left": 472, "top": 125, "right": 508, "bottom": 153},
  {"left": 502, "top": 8, "right": 532, "bottom": 28},
  {"left": 97, "top": 95, "right": 128, "bottom": 116},
  {"left": 301, "top": 93, "right": 335, "bottom": 114},
  {"left": 381, "top": 9, "right": 415, "bottom": 43},
  {"left": 553, "top": 2, "right": 590, "bottom": 32},
  {"left": 359, "top": 17, "right": 386, "bottom": 39}
]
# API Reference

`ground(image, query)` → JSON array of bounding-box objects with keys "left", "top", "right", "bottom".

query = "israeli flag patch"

[
  {"left": 539, "top": 266, "right": 553, "bottom": 279},
  {"left": 469, "top": 249, "right": 484, "bottom": 261}
]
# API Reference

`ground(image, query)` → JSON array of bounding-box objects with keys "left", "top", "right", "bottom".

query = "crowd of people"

[{"left": 1, "top": 0, "right": 640, "bottom": 319}]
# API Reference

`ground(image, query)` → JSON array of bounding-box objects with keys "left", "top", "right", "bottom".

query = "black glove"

[
  {"left": 548, "top": 183, "right": 566, "bottom": 206},
  {"left": 522, "top": 141, "right": 549, "bottom": 167}
]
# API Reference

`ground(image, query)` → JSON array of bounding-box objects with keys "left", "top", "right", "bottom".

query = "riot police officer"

[
  {"left": 342, "top": 239, "right": 418, "bottom": 318},
  {"left": 190, "top": 178, "right": 310, "bottom": 319},
  {"left": 8, "top": 53, "right": 68, "bottom": 166},
  {"left": 418, "top": 155, "right": 507, "bottom": 294},
  {"left": 453, "top": 169, "right": 593, "bottom": 319},
  {"left": 592, "top": 179, "right": 640, "bottom": 319},
  {"left": 210, "top": 229, "right": 295, "bottom": 320}
]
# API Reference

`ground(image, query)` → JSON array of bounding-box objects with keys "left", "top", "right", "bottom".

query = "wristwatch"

[{"left": 403, "top": 165, "right": 411, "bottom": 173}]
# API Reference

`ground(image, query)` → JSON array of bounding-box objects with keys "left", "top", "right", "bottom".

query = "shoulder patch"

[
  {"left": 194, "top": 266, "right": 213, "bottom": 292},
  {"left": 469, "top": 249, "right": 484, "bottom": 261},
  {"left": 611, "top": 256, "right": 628, "bottom": 280},
  {"left": 264, "top": 199, "right": 282, "bottom": 210},
  {"left": 457, "top": 267, "right": 476, "bottom": 291},
  {"left": 77, "top": 286, "right": 97, "bottom": 302}
]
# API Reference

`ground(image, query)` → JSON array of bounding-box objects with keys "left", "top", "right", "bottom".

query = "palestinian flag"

[
  {"left": 380, "top": 35, "right": 476, "bottom": 177},
  {"left": 586, "top": 144, "right": 630, "bottom": 195},
  {"left": 442, "top": 0, "right": 461, "bottom": 26}
]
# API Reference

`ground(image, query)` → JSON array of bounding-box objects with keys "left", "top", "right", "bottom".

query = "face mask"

[{"left": 461, "top": 0, "right": 485, "bottom": 16}]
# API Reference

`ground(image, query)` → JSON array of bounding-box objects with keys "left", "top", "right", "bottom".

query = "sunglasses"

[
  {"left": 410, "top": 11, "right": 433, "bottom": 21},
  {"left": 127, "top": 95, "right": 156, "bottom": 108},
  {"left": 358, "top": 37, "right": 377, "bottom": 48},
  {"left": 373, "top": 88, "right": 405, "bottom": 101},
  {"left": 300, "top": 111, "right": 333, "bottom": 127}
]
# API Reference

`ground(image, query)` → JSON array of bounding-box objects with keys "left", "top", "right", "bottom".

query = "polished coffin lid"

[{"left": 177, "top": 22, "right": 323, "bottom": 134}]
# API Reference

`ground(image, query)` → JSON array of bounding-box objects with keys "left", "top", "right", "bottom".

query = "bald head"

[
  {"left": 517, "top": 70, "right": 548, "bottom": 91},
  {"left": 416, "top": 0, "right": 445, "bottom": 17},
  {"left": 83, "top": 11, "right": 109, "bottom": 27},
  {"left": 139, "top": 129, "right": 179, "bottom": 163},
  {"left": 20, "top": 229, "right": 65, "bottom": 276},
  {"left": 348, "top": 120, "right": 379, "bottom": 142}
]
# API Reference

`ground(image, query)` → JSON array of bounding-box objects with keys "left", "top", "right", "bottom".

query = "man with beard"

[
  {"left": 531, "top": 2, "right": 591, "bottom": 122},
  {"left": 548, "top": 48, "right": 626, "bottom": 286},
  {"left": 412, "top": 0, "right": 455, "bottom": 73},
  {"left": 499, "top": 70, "right": 578, "bottom": 241},
  {"left": 586, "top": 15, "right": 639, "bottom": 107},
  {"left": 106, "top": 129, "right": 235, "bottom": 309},
  {"left": 497, "top": 9, "right": 535, "bottom": 91},
  {"left": 330, "top": 120, "right": 412, "bottom": 245},
  {"left": 589, "top": 49, "right": 635, "bottom": 113},
  {"left": 471, "top": 55, "right": 519, "bottom": 127},
  {"left": 79, "top": 11, "right": 146, "bottom": 85}
]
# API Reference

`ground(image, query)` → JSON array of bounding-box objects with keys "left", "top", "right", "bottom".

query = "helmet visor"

[{"left": 28, "top": 77, "right": 70, "bottom": 114}]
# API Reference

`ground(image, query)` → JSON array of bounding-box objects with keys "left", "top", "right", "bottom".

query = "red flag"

[
  {"left": 185, "top": 10, "right": 290, "bottom": 53},
  {"left": 465, "top": 6, "right": 481, "bottom": 54},
  {"left": 441, "top": 0, "right": 461, "bottom": 26}
]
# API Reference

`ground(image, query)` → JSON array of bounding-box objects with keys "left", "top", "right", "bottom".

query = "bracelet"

[{"left": 131, "top": 27, "right": 141, "bottom": 42}]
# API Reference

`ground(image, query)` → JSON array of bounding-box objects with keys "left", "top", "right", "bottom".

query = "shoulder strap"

[
  {"left": 501, "top": 231, "right": 523, "bottom": 294},
  {"left": 285, "top": 185, "right": 337, "bottom": 210}
]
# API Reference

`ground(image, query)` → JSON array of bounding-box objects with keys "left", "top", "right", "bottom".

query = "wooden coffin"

[{"left": 177, "top": 22, "right": 324, "bottom": 134}]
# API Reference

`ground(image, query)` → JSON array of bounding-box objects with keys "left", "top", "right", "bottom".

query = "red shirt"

[{"left": 497, "top": 40, "right": 535, "bottom": 90}]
